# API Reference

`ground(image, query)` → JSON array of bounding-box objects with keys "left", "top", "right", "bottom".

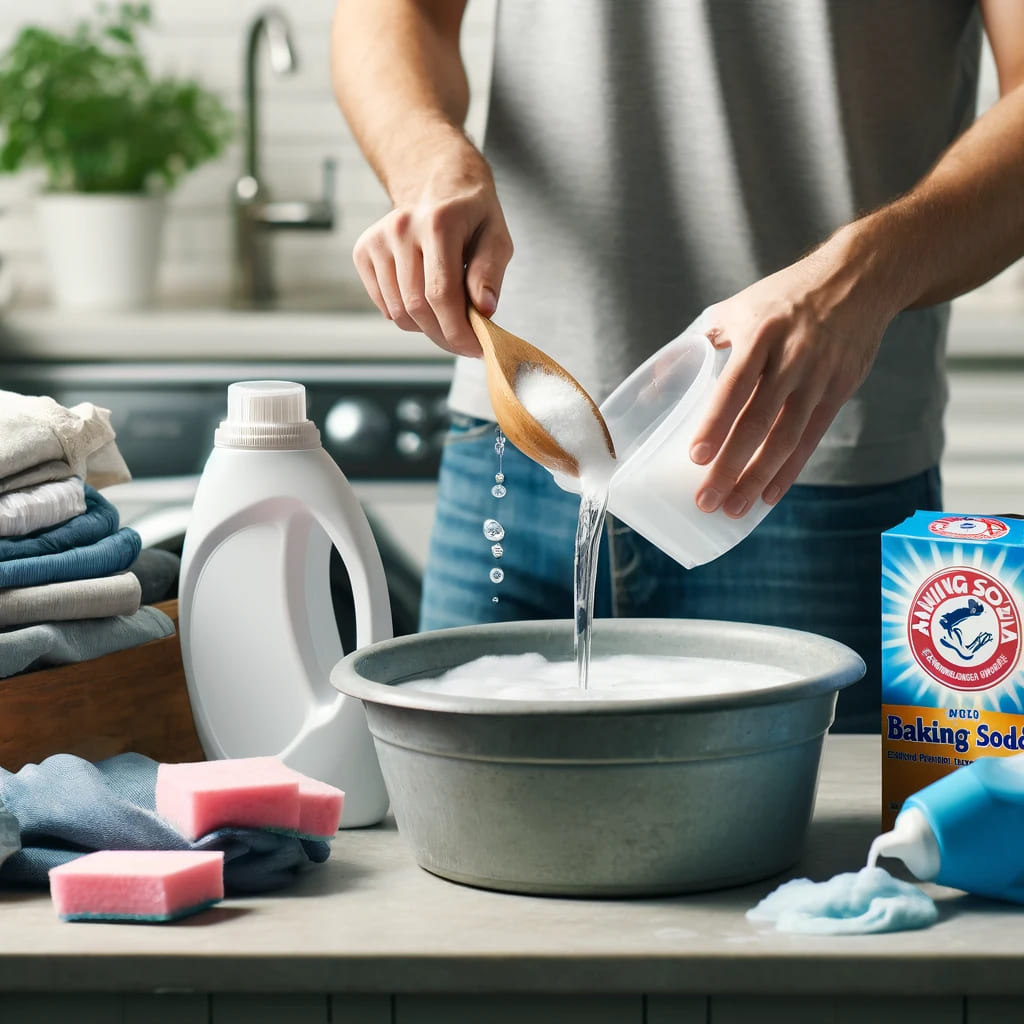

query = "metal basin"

[{"left": 330, "top": 619, "right": 865, "bottom": 897}]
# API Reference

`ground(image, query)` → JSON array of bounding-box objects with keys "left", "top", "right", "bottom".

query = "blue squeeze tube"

[{"left": 869, "top": 753, "right": 1024, "bottom": 903}]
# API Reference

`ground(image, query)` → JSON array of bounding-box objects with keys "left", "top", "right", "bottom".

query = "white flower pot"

[{"left": 36, "top": 193, "right": 166, "bottom": 311}]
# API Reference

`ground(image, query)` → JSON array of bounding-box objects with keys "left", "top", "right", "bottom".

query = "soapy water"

[
  {"left": 403, "top": 652, "right": 800, "bottom": 701},
  {"left": 478, "top": 358, "right": 943, "bottom": 933},
  {"left": 746, "top": 866, "right": 938, "bottom": 935},
  {"left": 513, "top": 364, "right": 616, "bottom": 690}
]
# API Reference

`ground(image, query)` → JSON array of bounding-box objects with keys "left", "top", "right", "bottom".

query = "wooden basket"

[{"left": 0, "top": 601, "right": 205, "bottom": 772}]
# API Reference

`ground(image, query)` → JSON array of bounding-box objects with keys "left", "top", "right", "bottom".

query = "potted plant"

[{"left": 0, "top": 3, "right": 233, "bottom": 310}]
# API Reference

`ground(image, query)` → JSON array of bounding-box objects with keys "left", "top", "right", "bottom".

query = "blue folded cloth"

[
  {"left": 0, "top": 798, "right": 19, "bottom": 868},
  {"left": 0, "top": 527, "right": 141, "bottom": 589},
  {"left": 0, "top": 485, "right": 119, "bottom": 562},
  {"left": 0, "top": 605, "right": 175, "bottom": 679},
  {"left": 0, "top": 754, "right": 331, "bottom": 893}
]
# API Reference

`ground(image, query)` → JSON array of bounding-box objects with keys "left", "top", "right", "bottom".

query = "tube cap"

[
  {"left": 868, "top": 806, "right": 941, "bottom": 881},
  {"left": 215, "top": 381, "right": 321, "bottom": 450}
]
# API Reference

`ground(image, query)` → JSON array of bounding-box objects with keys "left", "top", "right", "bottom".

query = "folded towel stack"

[{"left": 0, "top": 391, "right": 177, "bottom": 678}]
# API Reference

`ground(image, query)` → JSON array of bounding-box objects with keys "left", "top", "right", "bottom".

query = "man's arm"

[
  {"left": 690, "top": 0, "right": 1024, "bottom": 518},
  {"left": 852, "top": 0, "right": 1024, "bottom": 311},
  {"left": 330, "top": 0, "right": 512, "bottom": 356}
]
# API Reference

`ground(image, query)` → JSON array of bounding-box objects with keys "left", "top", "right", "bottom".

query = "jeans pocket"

[{"left": 444, "top": 414, "right": 497, "bottom": 447}]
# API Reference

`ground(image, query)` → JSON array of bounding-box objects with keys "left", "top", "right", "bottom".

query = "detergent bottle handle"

[
  {"left": 275, "top": 465, "right": 392, "bottom": 824},
  {"left": 254, "top": 449, "right": 393, "bottom": 730},
  {"left": 315, "top": 496, "right": 393, "bottom": 652},
  {"left": 294, "top": 453, "right": 393, "bottom": 713}
]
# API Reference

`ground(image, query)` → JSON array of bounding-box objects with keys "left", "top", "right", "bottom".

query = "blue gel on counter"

[{"left": 747, "top": 866, "right": 938, "bottom": 935}]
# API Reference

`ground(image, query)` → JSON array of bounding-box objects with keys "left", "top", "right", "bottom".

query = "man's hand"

[
  {"left": 688, "top": 236, "right": 892, "bottom": 518},
  {"left": 332, "top": 0, "right": 510, "bottom": 356},
  {"left": 690, "top": 0, "right": 1024, "bottom": 520},
  {"left": 353, "top": 130, "right": 512, "bottom": 358}
]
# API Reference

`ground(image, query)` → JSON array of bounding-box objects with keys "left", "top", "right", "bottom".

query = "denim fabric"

[
  {"left": 0, "top": 527, "right": 141, "bottom": 588},
  {"left": 421, "top": 417, "right": 614, "bottom": 630},
  {"left": 0, "top": 799, "right": 18, "bottom": 868},
  {"left": 0, "top": 753, "right": 330, "bottom": 893},
  {"left": 0, "top": 605, "right": 174, "bottom": 678},
  {"left": 0, "top": 485, "right": 119, "bottom": 561},
  {"left": 420, "top": 416, "right": 942, "bottom": 733}
]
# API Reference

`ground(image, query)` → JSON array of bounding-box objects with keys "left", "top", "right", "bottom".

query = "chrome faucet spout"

[
  {"left": 244, "top": 8, "right": 297, "bottom": 182},
  {"left": 233, "top": 10, "right": 336, "bottom": 308}
]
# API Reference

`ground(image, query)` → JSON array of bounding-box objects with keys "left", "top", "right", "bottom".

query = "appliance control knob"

[
  {"left": 324, "top": 398, "right": 390, "bottom": 457},
  {"left": 396, "top": 430, "right": 427, "bottom": 458},
  {"left": 396, "top": 396, "right": 429, "bottom": 426}
]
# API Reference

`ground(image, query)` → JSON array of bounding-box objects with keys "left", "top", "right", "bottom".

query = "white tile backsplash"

[{"left": 0, "top": 0, "right": 496, "bottom": 306}]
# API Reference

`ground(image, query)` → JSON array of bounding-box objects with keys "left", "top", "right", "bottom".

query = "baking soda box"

[{"left": 881, "top": 512, "right": 1024, "bottom": 829}]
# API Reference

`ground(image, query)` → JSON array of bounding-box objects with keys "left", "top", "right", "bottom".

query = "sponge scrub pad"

[
  {"left": 155, "top": 756, "right": 344, "bottom": 841},
  {"left": 49, "top": 850, "right": 224, "bottom": 922}
]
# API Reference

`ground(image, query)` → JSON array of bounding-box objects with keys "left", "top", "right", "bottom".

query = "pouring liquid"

[
  {"left": 514, "top": 366, "right": 616, "bottom": 690},
  {"left": 573, "top": 486, "right": 610, "bottom": 690}
]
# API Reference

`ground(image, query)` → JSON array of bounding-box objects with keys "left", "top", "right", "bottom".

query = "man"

[{"left": 331, "top": 1, "right": 1024, "bottom": 730}]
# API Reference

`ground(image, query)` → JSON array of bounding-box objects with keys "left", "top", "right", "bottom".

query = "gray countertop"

[
  {"left": 0, "top": 304, "right": 451, "bottom": 363},
  {"left": 0, "top": 301, "right": 1019, "bottom": 364},
  {"left": 0, "top": 734, "right": 1019, "bottom": 997}
]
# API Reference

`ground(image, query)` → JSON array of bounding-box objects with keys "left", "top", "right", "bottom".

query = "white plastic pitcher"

[
  {"left": 178, "top": 381, "right": 392, "bottom": 828},
  {"left": 559, "top": 313, "right": 773, "bottom": 568}
]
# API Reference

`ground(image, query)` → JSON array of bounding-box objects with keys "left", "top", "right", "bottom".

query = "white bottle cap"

[
  {"left": 867, "top": 806, "right": 941, "bottom": 881},
  {"left": 215, "top": 380, "right": 321, "bottom": 450}
]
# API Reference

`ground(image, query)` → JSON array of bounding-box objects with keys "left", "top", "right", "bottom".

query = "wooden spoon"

[{"left": 467, "top": 305, "right": 616, "bottom": 478}]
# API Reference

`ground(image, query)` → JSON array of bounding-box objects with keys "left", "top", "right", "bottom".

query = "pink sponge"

[
  {"left": 291, "top": 772, "right": 345, "bottom": 839},
  {"left": 49, "top": 850, "right": 224, "bottom": 922},
  {"left": 156, "top": 756, "right": 344, "bottom": 841}
]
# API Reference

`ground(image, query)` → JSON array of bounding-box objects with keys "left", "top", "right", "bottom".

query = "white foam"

[{"left": 403, "top": 652, "right": 800, "bottom": 701}]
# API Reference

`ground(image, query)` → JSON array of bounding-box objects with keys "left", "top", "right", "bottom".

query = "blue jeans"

[{"left": 421, "top": 415, "right": 943, "bottom": 733}]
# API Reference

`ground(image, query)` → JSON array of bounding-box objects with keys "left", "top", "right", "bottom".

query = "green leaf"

[{"left": 0, "top": 2, "right": 234, "bottom": 192}]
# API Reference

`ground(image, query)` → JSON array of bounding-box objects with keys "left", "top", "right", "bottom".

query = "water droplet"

[
  {"left": 491, "top": 543, "right": 504, "bottom": 558},
  {"left": 483, "top": 519, "right": 505, "bottom": 541},
  {"left": 494, "top": 473, "right": 505, "bottom": 484},
  {"left": 491, "top": 484, "right": 507, "bottom": 498},
  {"left": 489, "top": 567, "right": 505, "bottom": 583},
  {"left": 492, "top": 596, "right": 499, "bottom": 604}
]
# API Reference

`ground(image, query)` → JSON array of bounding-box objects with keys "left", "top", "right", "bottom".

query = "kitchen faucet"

[{"left": 232, "top": 8, "right": 335, "bottom": 307}]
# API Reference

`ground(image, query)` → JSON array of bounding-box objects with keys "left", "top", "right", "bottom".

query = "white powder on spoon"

[{"left": 513, "top": 365, "right": 615, "bottom": 492}]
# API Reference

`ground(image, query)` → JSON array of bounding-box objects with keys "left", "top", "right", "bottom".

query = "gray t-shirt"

[{"left": 448, "top": 0, "right": 982, "bottom": 486}]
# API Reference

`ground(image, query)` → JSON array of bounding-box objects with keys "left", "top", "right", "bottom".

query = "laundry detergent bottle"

[
  {"left": 869, "top": 754, "right": 1024, "bottom": 903},
  {"left": 178, "top": 380, "right": 392, "bottom": 827}
]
